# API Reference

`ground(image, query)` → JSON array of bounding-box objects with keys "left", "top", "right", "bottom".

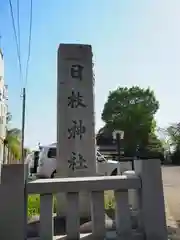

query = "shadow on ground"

[
  {"left": 27, "top": 210, "right": 116, "bottom": 238},
  {"left": 167, "top": 225, "right": 180, "bottom": 240},
  {"left": 27, "top": 210, "right": 180, "bottom": 239}
]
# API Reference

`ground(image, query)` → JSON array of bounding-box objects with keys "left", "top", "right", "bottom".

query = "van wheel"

[
  {"left": 111, "top": 168, "right": 117, "bottom": 176},
  {"left": 51, "top": 170, "right": 57, "bottom": 178}
]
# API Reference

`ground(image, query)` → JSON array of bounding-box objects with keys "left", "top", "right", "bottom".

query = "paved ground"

[
  {"left": 162, "top": 166, "right": 180, "bottom": 225},
  {"left": 162, "top": 165, "right": 180, "bottom": 239}
]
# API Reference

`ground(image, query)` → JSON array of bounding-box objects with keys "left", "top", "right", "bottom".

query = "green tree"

[
  {"left": 157, "top": 127, "right": 171, "bottom": 152},
  {"left": 101, "top": 86, "right": 159, "bottom": 152},
  {"left": 166, "top": 123, "right": 180, "bottom": 148},
  {"left": 146, "top": 132, "right": 163, "bottom": 152},
  {"left": 164, "top": 122, "right": 180, "bottom": 164},
  {"left": 5, "top": 128, "right": 22, "bottom": 160},
  {"left": 5, "top": 111, "right": 22, "bottom": 160}
]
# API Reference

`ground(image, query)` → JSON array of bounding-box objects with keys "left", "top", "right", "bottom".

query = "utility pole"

[
  {"left": 113, "top": 130, "right": 124, "bottom": 162},
  {"left": 21, "top": 87, "right": 26, "bottom": 164},
  {"left": 116, "top": 133, "right": 121, "bottom": 162}
]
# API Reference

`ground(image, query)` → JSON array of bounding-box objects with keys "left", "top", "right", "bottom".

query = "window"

[{"left": 47, "top": 148, "right": 56, "bottom": 158}]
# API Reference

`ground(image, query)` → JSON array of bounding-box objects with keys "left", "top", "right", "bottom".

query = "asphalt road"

[{"left": 162, "top": 165, "right": 180, "bottom": 226}]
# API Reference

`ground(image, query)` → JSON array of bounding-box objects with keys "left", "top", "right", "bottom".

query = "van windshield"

[{"left": 47, "top": 148, "right": 56, "bottom": 158}]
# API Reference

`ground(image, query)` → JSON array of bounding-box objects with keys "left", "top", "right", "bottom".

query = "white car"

[{"left": 36, "top": 143, "right": 120, "bottom": 178}]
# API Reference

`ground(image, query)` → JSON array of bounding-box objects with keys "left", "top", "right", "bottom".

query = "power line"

[
  {"left": 17, "top": 0, "right": 21, "bottom": 60},
  {"left": 24, "top": 0, "right": 33, "bottom": 88},
  {"left": 8, "top": 0, "right": 23, "bottom": 81}
]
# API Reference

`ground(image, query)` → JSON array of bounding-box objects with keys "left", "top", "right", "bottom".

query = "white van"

[{"left": 36, "top": 143, "right": 120, "bottom": 178}]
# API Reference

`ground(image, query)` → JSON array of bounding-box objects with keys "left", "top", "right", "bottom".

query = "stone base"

[
  {"left": 56, "top": 192, "right": 91, "bottom": 218},
  {"left": 27, "top": 212, "right": 143, "bottom": 239},
  {"left": 27, "top": 215, "right": 115, "bottom": 238}
]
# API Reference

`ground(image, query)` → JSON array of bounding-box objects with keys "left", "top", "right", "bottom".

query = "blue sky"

[{"left": 0, "top": 0, "right": 180, "bottom": 148}]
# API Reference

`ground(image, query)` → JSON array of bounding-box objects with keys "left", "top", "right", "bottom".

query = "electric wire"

[
  {"left": 8, "top": 0, "right": 23, "bottom": 82},
  {"left": 17, "top": 0, "right": 21, "bottom": 62},
  {"left": 24, "top": 0, "right": 33, "bottom": 88}
]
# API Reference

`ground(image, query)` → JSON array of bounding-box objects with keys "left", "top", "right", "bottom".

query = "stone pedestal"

[
  {"left": 134, "top": 159, "right": 167, "bottom": 239},
  {"left": 56, "top": 44, "right": 96, "bottom": 218}
]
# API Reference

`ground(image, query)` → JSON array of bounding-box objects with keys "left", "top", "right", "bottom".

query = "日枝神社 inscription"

[{"left": 66, "top": 62, "right": 87, "bottom": 169}]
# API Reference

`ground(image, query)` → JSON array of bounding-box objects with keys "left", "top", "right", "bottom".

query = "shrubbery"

[{"left": 171, "top": 149, "right": 180, "bottom": 165}]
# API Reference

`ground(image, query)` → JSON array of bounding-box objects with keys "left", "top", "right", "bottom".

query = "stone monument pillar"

[{"left": 56, "top": 44, "right": 97, "bottom": 217}]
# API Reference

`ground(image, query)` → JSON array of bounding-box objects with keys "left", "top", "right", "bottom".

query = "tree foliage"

[
  {"left": 5, "top": 111, "right": 22, "bottom": 160},
  {"left": 166, "top": 123, "right": 180, "bottom": 148},
  {"left": 171, "top": 149, "right": 180, "bottom": 165},
  {"left": 157, "top": 127, "right": 171, "bottom": 152},
  {"left": 5, "top": 128, "right": 22, "bottom": 160},
  {"left": 146, "top": 133, "right": 163, "bottom": 152},
  {"left": 101, "top": 86, "right": 159, "bottom": 152},
  {"left": 5, "top": 111, "right": 28, "bottom": 161},
  {"left": 165, "top": 123, "right": 180, "bottom": 164}
]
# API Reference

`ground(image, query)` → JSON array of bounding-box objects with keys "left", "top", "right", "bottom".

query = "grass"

[
  {"left": 104, "top": 190, "right": 115, "bottom": 209},
  {"left": 28, "top": 191, "right": 115, "bottom": 218},
  {"left": 28, "top": 195, "right": 40, "bottom": 216},
  {"left": 28, "top": 195, "right": 57, "bottom": 217}
]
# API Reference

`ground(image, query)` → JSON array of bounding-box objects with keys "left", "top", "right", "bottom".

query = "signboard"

[{"left": 57, "top": 44, "right": 96, "bottom": 177}]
